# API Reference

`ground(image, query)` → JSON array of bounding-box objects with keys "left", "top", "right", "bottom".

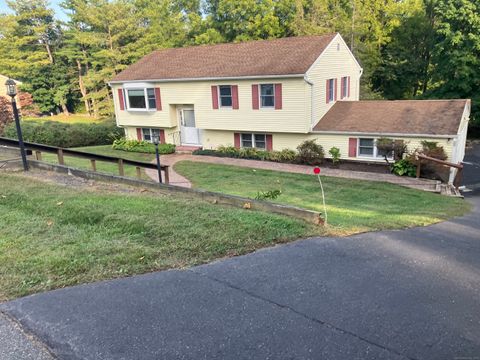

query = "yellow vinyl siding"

[
  {"left": 113, "top": 78, "right": 310, "bottom": 134},
  {"left": 200, "top": 130, "right": 455, "bottom": 162},
  {"left": 306, "top": 35, "right": 362, "bottom": 127}
]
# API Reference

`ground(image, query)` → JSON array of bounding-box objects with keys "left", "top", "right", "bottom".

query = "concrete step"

[{"left": 175, "top": 145, "right": 202, "bottom": 154}]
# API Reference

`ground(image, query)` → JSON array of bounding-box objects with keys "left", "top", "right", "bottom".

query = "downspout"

[{"left": 304, "top": 76, "right": 314, "bottom": 131}]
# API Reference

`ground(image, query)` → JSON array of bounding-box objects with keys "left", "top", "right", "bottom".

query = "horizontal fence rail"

[{"left": 0, "top": 137, "right": 169, "bottom": 183}]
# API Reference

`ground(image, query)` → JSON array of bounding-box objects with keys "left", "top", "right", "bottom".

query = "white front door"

[{"left": 179, "top": 108, "right": 201, "bottom": 145}]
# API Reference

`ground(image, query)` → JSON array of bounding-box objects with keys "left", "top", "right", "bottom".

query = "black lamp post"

[
  {"left": 152, "top": 133, "right": 162, "bottom": 184},
  {"left": 5, "top": 78, "right": 28, "bottom": 171}
]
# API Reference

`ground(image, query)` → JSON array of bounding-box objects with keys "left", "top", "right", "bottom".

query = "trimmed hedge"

[
  {"left": 193, "top": 146, "right": 298, "bottom": 163},
  {"left": 3, "top": 119, "right": 123, "bottom": 148},
  {"left": 112, "top": 138, "right": 176, "bottom": 154}
]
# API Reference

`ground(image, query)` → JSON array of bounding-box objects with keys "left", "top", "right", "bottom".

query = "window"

[
  {"left": 341, "top": 76, "right": 348, "bottom": 99},
  {"left": 219, "top": 85, "right": 232, "bottom": 107},
  {"left": 126, "top": 88, "right": 156, "bottom": 110},
  {"left": 241, "top": 133, "right": 266, "bottom": 149},
  {"left": 358, "top": 138, "right": 393, "bottom": 159},
  {"left": 147, "top": 89, "right": 156, "bottom": 109},
  {"left": 260, "top": 84, "right": 275, "bottom": 108},
  {"left": 358, "top": 138, "right": 374, "bottom": 156},
  {"left": 327, "top": 79, "right": 335, "bottom": 102},
  {"left": 142, "top": 128, "right": 160, "bottom": 143}
]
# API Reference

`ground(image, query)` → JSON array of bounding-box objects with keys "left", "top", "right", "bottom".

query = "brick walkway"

[{"left": 145, "top": 154, "right": 439, "bottom": 191}]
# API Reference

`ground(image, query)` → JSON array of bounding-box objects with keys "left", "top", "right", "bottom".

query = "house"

[{"left": 110, "top": 33, "right": 470, "bottom": 182}]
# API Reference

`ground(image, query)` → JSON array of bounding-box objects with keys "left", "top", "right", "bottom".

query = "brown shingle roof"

[
  {"left": 111, "top": 34, "right": 337, "bottom": 82},
  {"left": 313, "top": 100, "right": 469, "bottom": 136}
]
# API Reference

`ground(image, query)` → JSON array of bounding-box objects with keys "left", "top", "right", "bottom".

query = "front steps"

[{"left": 175, "top": 145, "right": 202, "bottom": 154}]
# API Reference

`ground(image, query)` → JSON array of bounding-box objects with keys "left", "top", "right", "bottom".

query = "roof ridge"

[{"left": 150, "top": 33, "right": 338, "bottom": 54}]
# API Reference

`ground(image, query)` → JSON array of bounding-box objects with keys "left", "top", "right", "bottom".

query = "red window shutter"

[
  {"left": 211, "top": 86, "right": 219, "bottom": 109},
  {"left": 334, "top": 78, "right": 338, "bottom": 101},
  {"left": 155, "top": 88, "right": 162, "bottom": 110},
  {"left": 347, "top": 76, "right": 351, "bottom": 98},
  {"left": 348, "top": 138, "right": 357, "bottom": 157},
  {"left": 159, "top": 129, "right": 166, "bottom": 144},
  {"left": 136, "top": 128, "right": 142, "bottom": 141},
  {"left": 232, "top": 85, "right": 239, "bottom": 109},
  {"left": 252, "top": 84, "right": 259, "bottom": 110},
  {"left": 274, "top": 84, "right": 282, "bottom": 110},
  {"left": 234, "top": 133, "right": 241, "bottom": 149},
  {"left": 266, "top": 134, "right": 273, "bottom": 151},
  {"left": 118, "top": 89, "right": 125, "bottom": 110},
  {"left": 326, "top": 80, "right": 330, "bottom": 104}
]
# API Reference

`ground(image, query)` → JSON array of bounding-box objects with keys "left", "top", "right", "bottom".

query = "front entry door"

[{"left": 180, "top": 108, "right": 201, "bottom": 145}]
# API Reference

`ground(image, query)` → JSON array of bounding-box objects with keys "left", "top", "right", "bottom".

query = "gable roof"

[
  {"left": 111, "top": 34, "right": 337, "bottom": 82},
  {"left": 313, "top": 100, "right": 470, "bottom": 136}
]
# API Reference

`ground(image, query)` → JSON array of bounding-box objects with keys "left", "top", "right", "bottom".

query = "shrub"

[
  {"left": 391, "top": 158, "right": 416, "bottom": 177},
  {"left": 296, "top": 139, "right": 324, "bottom": 165},
  {"left": 255, "top": 189, "right": 282, "bottom": 201},
  {"left": 328, "top": 146, "right": 341, "bottom": 165},
  {"left": 112, "top": 138, "right": 176, "bottom": 154},
  {"left": 3, "top": 119, "right": 123, "bottom": 147},
  {"left": 417, "top": 141, "right": 448, "bottom": 180},
  {"left": 193, "top": 146, "right": 297, "bottom": 163}
]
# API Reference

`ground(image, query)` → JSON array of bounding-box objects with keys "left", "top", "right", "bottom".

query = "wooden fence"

[{"left": 0, "top": 137, "right": 169, "bottom": 183}]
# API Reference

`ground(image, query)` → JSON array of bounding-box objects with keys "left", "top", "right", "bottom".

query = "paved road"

[
  {"left": 1, "top": 145, "right": 479, "bottom": 360},
  {"left": 0, "top": 313, "right": 53, "bottom": 360}
]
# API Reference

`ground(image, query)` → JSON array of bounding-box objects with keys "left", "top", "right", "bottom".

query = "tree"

[{"left": 428, "top": 0, "right": 480, "bottom": 124}]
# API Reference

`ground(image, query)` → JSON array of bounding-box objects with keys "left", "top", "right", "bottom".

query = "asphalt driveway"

[{"left": 1, "top": 144, "right": 479, "bottom": 360}]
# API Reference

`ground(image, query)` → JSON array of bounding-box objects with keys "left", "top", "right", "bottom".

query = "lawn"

[
  {"left": 0, "top": 172, "right": 318, "bottom": 300},
  {"left": 23, "top": 114, "right": 105, "bottom": 124},
  {"left": 40, "top": 145, "right": 155, "bottom": 180},
  {"left": 174, "top": 161, "right": 471, "bottom": 235}
]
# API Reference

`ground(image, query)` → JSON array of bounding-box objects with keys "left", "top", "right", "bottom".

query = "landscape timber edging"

[{"left": 27, "top": 160, "right": 324, "bottom": 225}]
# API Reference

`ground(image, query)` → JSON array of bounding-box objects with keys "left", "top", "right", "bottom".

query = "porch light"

[{"left": 5, "top": 78, "right": 17, "bottom": 97}]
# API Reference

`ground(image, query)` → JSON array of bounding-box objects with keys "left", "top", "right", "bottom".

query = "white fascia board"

[
  {"left": 108, "top": 74, "right": 305, "bottom": 85},
  {"left": 310, "top": 130, "right": 456, "bottom": 139}
]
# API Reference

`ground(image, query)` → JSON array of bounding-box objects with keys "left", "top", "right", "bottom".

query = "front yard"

[
  {"left": 0, "top": 172, "right": 317, "bottom": 301},
  {"left": 174, "top": 161, "right": 470, "bottom": 235},
  {"left": 40, "top": 145, "right": 155, "bottom": 180}
]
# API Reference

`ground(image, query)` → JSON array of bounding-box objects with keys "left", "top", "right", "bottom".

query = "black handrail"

[{"left": 0, "top": 137, "right": 168, "bottom": 171}]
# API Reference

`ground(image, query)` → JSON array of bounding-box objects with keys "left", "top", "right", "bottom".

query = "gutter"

[
  {"left": 108, "top": 74, "right": 306, "bottom": 85},
  {"left": 310, "top": 130, "right": 456, "bottom": 139}
]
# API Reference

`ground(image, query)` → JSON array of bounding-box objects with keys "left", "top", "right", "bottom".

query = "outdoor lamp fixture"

[
  {"left": 5, "top": 78, "right": 28, "bottom": 171},
  {"left": 152, "top": 133, "right": 163, "bottom": 184}
]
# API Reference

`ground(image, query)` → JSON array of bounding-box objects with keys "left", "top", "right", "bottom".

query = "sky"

[{"left": 0, "top": 0, "right": 68, "bottom": 21}]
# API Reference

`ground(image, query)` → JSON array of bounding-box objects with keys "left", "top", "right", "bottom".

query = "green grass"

[
  {"left": 0, "top": 172, "right": 318, "bottom": 300},
  {"left": 40, "top": 145, "right": 156, "bottom": 180},
  {"left": 174, "top": 161, "right": 471, "bottom": 235},
  {"left": 23, "top": 114, "right": 105, "bottom": 124}
]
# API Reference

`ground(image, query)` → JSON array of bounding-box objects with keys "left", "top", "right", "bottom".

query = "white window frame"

[
  {"left": 260, "top": 84, "right": 275, "bottom": 109},
  {"left": 125, "top": 88, "right": 156, "bottom": 111},
  {"left": 241, "top": 133, "right": 266, "bottom": 149},
  {"left": 141, "top": 128, "right": 160, "bottom": 143},
  {"left": 357, "top": 138, "right": 394, "bottom": 160},
  {"left": 327, "top": 79, "right": 335, "bottom": 103},
  {"left": 218, "top": 85, "right": 233, "bottom": 108},
  {"left": 341, "top": 76, "right": 348, "bottom": 99}
]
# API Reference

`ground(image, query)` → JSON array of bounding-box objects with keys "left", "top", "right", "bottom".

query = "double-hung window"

[
  {"left": 260, "top": 84, "right": 275, "bottom": 108},
  {"left": 142, "top": 128, "right": 160, "bottom": 142},
  {"left": 327, "top": 79, "right": 335, "bottom": 103},
  {"left": 358, "top": 138, "right": 393, "bottom": 159},
  {"left": 126, "top": 88, "right": 156, "bottom": 110},
  {"left": 241, "top": 133, "right": 266, "bottom": 149},
  {"left": 341, "top": 76, "right": 348, "bottom": 99},
  {"left": 219, "top": 85, "right": 232, "bottom": 107}
]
